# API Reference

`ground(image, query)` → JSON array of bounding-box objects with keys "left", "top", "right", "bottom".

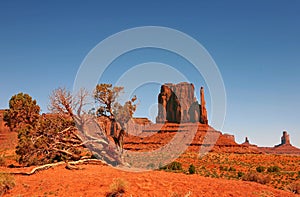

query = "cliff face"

[{"left": 156, "top": 82, "right": 208, "bottom": 124}]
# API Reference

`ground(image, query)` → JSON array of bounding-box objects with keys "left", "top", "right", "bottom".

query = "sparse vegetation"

[
  {"left": 0, "top": 153, "right": 6, "bottom": 166},
  {"left": 256, "top": 166, "right": 265, "bottom": 173},
  {"left": 237, "top": 171, "right": 244, "bottom": 178},
  {"left": 0, "top": 173, "right": 15, "bottom": 195},
  {"left": 188, "top": 164, "right": 196, "bottom": 174},
  {"left": 146, "top": 163, "right": 155, "bottom": 169},
  {"left": 160, "top": 161, "right": 183, "bottom": 172},
  {"left": 267, "top": 166, "right": 280, "bottom": 173},
  {"left": 106, "top": 178, "right": 128, "bottom": 197},
  {"left": 242, "top": 171, "right": 271, "bottom": 184},
  {"left": 287, "top": 182, "right": 300, "bottom": 194},
  {"left": 176, "top": 152, "right": 299, "bottom": 192}
]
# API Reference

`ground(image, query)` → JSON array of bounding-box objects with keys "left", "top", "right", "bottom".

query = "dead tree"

[
  {"left": 113, "top": 129, "right": 125, "bottom": 153},
  {"left": 49, "top": 87, "right": 124, "bottom": 166}
]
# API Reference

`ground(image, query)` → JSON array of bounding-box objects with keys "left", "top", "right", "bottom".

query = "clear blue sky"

[{"left": 0, "top": 1, "right": 299, "bottom": 147}]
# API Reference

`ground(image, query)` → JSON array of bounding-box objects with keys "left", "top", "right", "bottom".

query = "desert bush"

[
  {"left": 256, "top": 166, "right": 265, "bottom": 173},
  {"left": 0, "top": 154, "right": 6, "bottom": 166},
  {"left": 287, "top": 182, "right": 300, "bottom": 194},
  {"left": 166, "top": 161, "right": 183, "bottom": 171},
  {"left": 146, "top": 163, "right": 155, "bottom": 169},
  {"left": 219, "top": 166, "right": 228, "bottom": 171},
  {"left": 237, "top": 171, "right": 244, "bottom": 178},
  {"left": 188, "top": 164, "right": 196, "bottom": 174},
  {"left": 15, "top": 115, "right": 84, "bottom": 166},
  {"left": 242, "top": 171, "right": 271, "bottom": 184},
  {"left": 3, "top": 93, "right": 82, "bottom": 166},
  {"left": 267, "top": 166, "right": 280, "bottom": 173},
  {"left": 4, "top": 93, "right": 40, "bottom": 132},
  {"left": 220, "top": 166, "right": 235, "bottom": 172},
  {"left": 106, "top": 178, "right": 127, "bottom": 197},
  {"left": 0, "top": 173, "right": 15, "bottom": 195},
  {"left": 229, "top": 166, "right": 236, "bottom": 171},
  {"left": 160, "top": 161, "right": 183, "bottom": 171}
]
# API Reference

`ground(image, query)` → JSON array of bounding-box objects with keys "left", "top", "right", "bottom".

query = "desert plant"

[
  {"left": 167, "top": 161, "right": 183, "bottom": 171},
  {"left": 242, "top": 171, "right": 271, "bottom": 184},
  {"left": 106, "top": 178, "right": 127, "bottom": 197},
  {"left": 228, "top": 166, "right": 236, "bottom": 171},
  {"left": 287, "top": 182, "right": 300, "bottom": 194},
  {"left": 4, "top": 93, "right": 40, "bottom": 132},
  {"left": 237, "top": 171, "right": 244, "bottom": 178},
  {"left": 267, "top": 166, "right": 280, "bottom": 173},
  {"left": 0, "top": 154, "right": 6, "bottom": 166},
  {"left": 219, "top": 166, "right": 228, "bottom": 171},
  {"left": 0, "top": 173, "right": 15, "bottom": 195},
  {"left": 256, "top": 166, "right": 265, "bottom": 173},
  {"left": 188, "top": 164, "right": 196, "bottom": 174},
  {"left": 146, "top": 163, "right": 155, "bottom": 169}
]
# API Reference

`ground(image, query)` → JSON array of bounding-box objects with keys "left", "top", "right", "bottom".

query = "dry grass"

[
  {"left": 286, "top": 182, "right": 300, "bottom": 194},
  {"left": 0, "top": 173, "right": 16, "bottom": 195},
  {"left": 242, "top": 171, "right": 271, "bottom": 184},
  {"left": 106, "top": 178, "right": 128, "bottom": 197},
  {"left": 0, "top": 153, "right": 6, "bottom": 166},
  {"left": 177, "top": 152, "right": 300, "bottom": 192}
]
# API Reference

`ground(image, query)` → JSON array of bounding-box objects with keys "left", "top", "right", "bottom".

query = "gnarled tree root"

[{"left": 2, "top": 159, "right": 107, "bottom": 176}]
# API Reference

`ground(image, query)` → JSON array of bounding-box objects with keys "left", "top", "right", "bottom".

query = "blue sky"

[{"left": 0, "top": 1, "right": 299, "bottom": 147}]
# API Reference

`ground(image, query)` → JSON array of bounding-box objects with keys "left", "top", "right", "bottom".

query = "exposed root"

[{"left": 1, "top": 159, "right": 107, "bottom": 176}]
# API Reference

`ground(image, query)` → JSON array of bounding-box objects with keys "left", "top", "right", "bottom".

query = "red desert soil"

[{"left": 3, "top": 164, "right": 298, "bottom": 197}]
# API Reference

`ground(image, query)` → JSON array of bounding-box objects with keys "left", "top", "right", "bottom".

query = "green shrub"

[
  {"left": 106, "top": 178, "right": 127, "bottom": 197},
  {"left": 256, "top": 166, "right": 265, "bottom": 173},
  {"left": 237, "top": 171, "right": 244, "bottom": 178},
  {"left": 188, "top": 164, "right": 196, "bottom": 174},
  {"left": 0, "top": 173, "right": 15, "bottom": 195},
  {"left": 219, "top": 166, "right": 228, "bottom": 171},
  {"left": 161, "top": 161, "right": 183, "bottom": 171},
  {"left": 267, "top": 166, "right": 280, "bottom": 173},
  {"left": 229, "top": 166, "right": 236, "bottom": 171}
]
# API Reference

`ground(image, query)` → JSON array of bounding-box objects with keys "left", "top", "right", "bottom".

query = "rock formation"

[
  {"left": 200, "top": 87, "right": 208, "bottom": 124},
  {"left": 275, "top": 131, "right": 291, "bottom": 147},
  {"left": 156, "top": 82, "right": 208, "bottom": 124},
  {"left": 281, "top": 131, "right": 291, "bottom": 145},
  {"left": 245, "top": 137, "right": 249, "bottom": 143}
]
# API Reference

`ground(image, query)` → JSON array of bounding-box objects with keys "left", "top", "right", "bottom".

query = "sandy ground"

[{"left": 3, "top": 164, "right": 298, "bottom": 197}]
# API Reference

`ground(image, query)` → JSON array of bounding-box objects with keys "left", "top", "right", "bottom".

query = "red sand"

[{"left": 3, "top": 164, "right": 298, "bottom": 197}]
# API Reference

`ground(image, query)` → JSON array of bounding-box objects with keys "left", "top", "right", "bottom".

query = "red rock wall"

[{"left": 156, "top": 82, "right": 208, "bottom": 124}]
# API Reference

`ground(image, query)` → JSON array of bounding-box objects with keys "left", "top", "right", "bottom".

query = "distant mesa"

[{"left": 259, "top": 131, "right": 300, "bottom": 155}]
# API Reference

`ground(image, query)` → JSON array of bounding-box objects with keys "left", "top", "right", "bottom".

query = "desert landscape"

[
  {"left": 1, "top": 1, "right": 300, "bottom": 197},
  {"left": 0, "top": 83, "right": 299, "bottom": 196}
]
